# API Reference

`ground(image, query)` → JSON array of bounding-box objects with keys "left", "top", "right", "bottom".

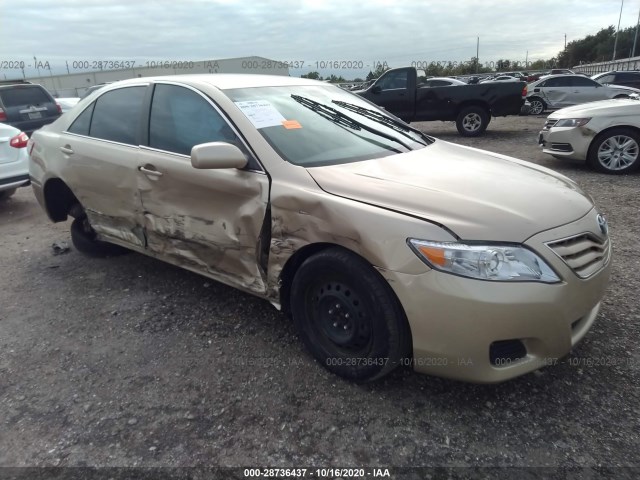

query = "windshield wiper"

[
  {"left": 291, "top": 94, "right": 415, "bottom": 151},
  {"left": 331, "top": 100, "right": 433, "bottom": 146}
]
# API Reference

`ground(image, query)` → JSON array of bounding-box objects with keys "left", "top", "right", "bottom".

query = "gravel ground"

[{"left": 1, "top": 114, "right": 639, "bottom": 477}]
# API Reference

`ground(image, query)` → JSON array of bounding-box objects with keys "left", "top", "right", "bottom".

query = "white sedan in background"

[
  {"left": 0, "top": 123, "right": 30, "bottom": 200},
  {"left": 527, "top": 74, "right": 640, "bottom": 115},
  {"left": 55, "top": 97, "right": 81, "bottom": 113},
  {"left": 538, "top": 98, "right": 640, "bottom": 174}
]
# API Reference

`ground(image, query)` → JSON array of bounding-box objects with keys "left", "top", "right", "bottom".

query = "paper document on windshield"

[{"left": 234, "top": 100, "right": 286, "bottom": 129}]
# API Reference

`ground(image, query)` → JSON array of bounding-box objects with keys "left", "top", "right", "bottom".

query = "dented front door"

[{"left": 136, "top": 82, "right": 270, "bottom": 294}]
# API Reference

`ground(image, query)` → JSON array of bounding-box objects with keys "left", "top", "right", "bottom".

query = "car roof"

[{"left": 107, "top": 74, "right": 324, "bottom": 90}]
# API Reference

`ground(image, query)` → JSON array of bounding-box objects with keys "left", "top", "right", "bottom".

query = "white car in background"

[
  {"left": 55, "top": 97, "right": 81, "bottom": 113},
  {"left": 538, "top": 98, "right": 640, "bottom": 174},
  {"left": 0, "top": 123, "right": 30, "bottom": 200},
  {"left": 526, "top": 74, "right": 640, "bottom": 115},
  {"left": 418, "top": 77, "right": 466, "bottom": 87}
]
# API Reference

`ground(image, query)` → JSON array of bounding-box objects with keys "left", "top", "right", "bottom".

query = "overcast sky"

[{"left": 2, "top": 0, "right": 640, "bottom": 78}]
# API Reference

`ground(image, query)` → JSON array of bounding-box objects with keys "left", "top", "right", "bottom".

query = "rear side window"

[
  {"left": 89, "top": 86, "right": 146, "bottom": 145},
  {"left": 597, "top": 74, "right": 615, "bottom": 84},
  {"left": 571, "top": 77, "right": 598, "bottom": 87},
  {"left": 618, "top": 72, "right": 640, "bottom": 82},
  {"left": 0, "top": 86, "right": 52, "bottom": 107},
  {"left": 68, "top": 103, "right": 95, "bottom": 135}
]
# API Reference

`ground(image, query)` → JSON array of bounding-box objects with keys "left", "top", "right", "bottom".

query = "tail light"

[
  {"left": 56, "top": 103, "right": 62, "bottom": 114},
  {"left": 10, "top": 132, "right": 29, "bottom": 149},
  {"left": 522, "top": 85, "right": 528, "bottom": 97},
  {"left": 0, "top": 107, "right": 6, "bottom": 122}
]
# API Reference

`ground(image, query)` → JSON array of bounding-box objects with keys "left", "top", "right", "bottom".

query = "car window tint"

[
  {"left": 0, "top": 86, "right": 52, "bottom": 107},
  {"left": 544, "top": 77, "right": 571, "bottom": 87},
  {"left": 571, "top": 76, "right": 598, "bottom": 87},
  {"left": 149, "top": 84, "right": 258, "bottom": 168},
  {"left": 89, "top": 86, "right": 146, "bottom": 145},
  {"left": 619, "top": 72, "right": 640, "bottom": 82},
  {"left": 68, "top": 103, "right": 95, "bottom": 136},
  {"left": 377, "top": 71, "right": 408, "bottom": 90},
  {"left": 430, "top": 80, "right": 450, "bottom": 87}
]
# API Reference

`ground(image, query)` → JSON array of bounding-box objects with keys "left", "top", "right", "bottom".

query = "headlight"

[
  {"left": 554, "top": 118, "right": 591, "bottom": 128},
  {"left": 408, "top": 239, "right": 560, "bottom": 283}
]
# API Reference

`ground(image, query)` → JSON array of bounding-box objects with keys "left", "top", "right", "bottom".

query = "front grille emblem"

[{"left": 597, "top": 214, "right": 608, "bottom": 236}]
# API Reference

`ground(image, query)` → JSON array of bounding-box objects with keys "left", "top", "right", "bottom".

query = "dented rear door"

[
  {"left": 59, "top": 85, "right": 149, "bottom": 247},
  {"left": 137, "top": 82, "right": 270, "bottom": 294}
]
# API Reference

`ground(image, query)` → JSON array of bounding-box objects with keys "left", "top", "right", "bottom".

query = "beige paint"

[{"left": 29, "top": 74, "right": 612, "bottom": 383}]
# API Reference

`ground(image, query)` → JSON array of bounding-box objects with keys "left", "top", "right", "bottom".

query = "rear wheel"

[
  {"left": 290, "top": 248, "right": 411, "bottom": 382},
  {"left": 455, "top": 106, "right": 489, "bottom": 137},
  {"left": 587, "top": 128, "right": 640, "bottom": 174},
  {"left": 70, "top": 217, "right": 129, "bottom": 257},
  {"left": 0, "top": 189, "right": 16, "bottom": 201},
  {"left": 528, "top": 97, "right": 546, "bottom": 115},
  {"left": 614, "top": 94, "right": 630, "bottom": 99}
]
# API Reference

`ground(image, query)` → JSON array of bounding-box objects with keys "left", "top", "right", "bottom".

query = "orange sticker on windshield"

[{"left": 282, "top": 120, "right": 302, "bottom": 129}]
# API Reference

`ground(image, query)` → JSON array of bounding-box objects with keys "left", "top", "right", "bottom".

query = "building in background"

[{"left": 18, "top": 56, "right": 289, "bottom": 97}]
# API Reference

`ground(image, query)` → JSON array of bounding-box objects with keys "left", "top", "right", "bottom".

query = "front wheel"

[
  {"left": 70, "top": 217, "right": 129, "bottom": 257},
  {"left": 290, "top": 248, "right": 411, "bottom": 382},
  {"left": 528, "top": 97, "right": 546, "bottom": 115},
  {"left": 587, "top": 128, "right": 640, "bottom": 174},
  {"left": 455, "top": 106, "right": 489, "bottom": 137}
]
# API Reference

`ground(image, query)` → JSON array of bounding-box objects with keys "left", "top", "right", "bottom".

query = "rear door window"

[
  {"left": 67, "top": 103, "right": 95, "bottom": 136},
  {"left": 89, "top": 86, "right": 146, "bottom": 145}
]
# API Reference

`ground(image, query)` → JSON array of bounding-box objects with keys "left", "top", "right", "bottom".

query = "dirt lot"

[{"left": 1, "top": 114, "right": 639, "bottom": 475}]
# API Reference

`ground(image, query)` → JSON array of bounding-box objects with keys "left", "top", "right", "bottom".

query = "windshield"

[{"left": 225, "top": 85, "right": 429, "bottom": 167}]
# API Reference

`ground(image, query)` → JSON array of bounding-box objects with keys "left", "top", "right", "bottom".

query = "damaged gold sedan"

[{"left": 28, "top": 75, "right": 611, "bottom": 383}]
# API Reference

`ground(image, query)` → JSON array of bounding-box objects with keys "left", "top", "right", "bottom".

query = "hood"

[
  {"left": 549, "top": 98, "right": 640, "bottom": 118},
  {"left": 306, "top": 141, "right": 593, "bottom": 243}
]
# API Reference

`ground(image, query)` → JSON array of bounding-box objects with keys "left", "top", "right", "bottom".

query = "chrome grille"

[
  {"left": 546, "top": 233, "right": 610, "bottom": 279},
  {"left": 543, "top": 119, "right": 559, "bottom": 130}
]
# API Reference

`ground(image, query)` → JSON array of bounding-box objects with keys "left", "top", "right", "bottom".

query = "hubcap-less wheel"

[
  {"left": 529, "top": 100, "right": 544, "bottom": 115},
  {"left": 597, "top": 135, "right": 639, "bottom": 171},
  {"left": 462, "top": 113, "right": 482, "bottom": 133},
  {"left": 313, "top": 281, "right": 371, "bottom": 353}
]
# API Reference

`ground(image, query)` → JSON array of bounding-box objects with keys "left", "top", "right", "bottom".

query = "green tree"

[{"left": 301, "top": 71, "right": 321, "bottom": 80}]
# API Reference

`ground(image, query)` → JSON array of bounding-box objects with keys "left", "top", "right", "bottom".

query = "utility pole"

[
  {"left": 476, "top": 36, "right": 479, "bottom": 73},
  {"left": 613, "top": 0, "right": 624, "bottom": 61},
  {"left": 564, "top": 34, "right": 567, "bottom": 49},
  {"left": 632, "top": 6, "right": 640, "bottom": 58},
  {"left": 525, "top": 50, "right": 528, "bottom": 68}
]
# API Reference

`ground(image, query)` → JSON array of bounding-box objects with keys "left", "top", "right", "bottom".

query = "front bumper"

[
  {"left": 385, "top": 209, "right": 611, "bottom": 383},
  {"left": 538, "top": 125, "right": 594, "bottom": 161}
]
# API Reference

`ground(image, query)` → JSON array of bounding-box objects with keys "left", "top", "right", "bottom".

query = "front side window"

[
  {"left": 571, "top": 77, "right": 598, "bottom": 87},
  {"left": 89, "top": 86, "right": 146, "bottom": 145},
  {"left": 149, "top": 84, "right": 247, "bottom": 158}
]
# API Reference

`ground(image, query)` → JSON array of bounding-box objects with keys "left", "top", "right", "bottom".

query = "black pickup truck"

[{"left": 355, "top": 67, "right": 527, "bottom": 137}]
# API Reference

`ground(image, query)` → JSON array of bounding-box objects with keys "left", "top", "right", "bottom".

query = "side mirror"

[
  {"left": 372, "top": 85, "right": 382, "bottom": 94},
  {"left": 191, "top": 142, "right": 248, "bottom": 170}
]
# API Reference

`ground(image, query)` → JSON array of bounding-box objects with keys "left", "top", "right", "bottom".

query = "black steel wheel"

[{"left": 290, "top": 247, "right": 411, "bottom": 382}]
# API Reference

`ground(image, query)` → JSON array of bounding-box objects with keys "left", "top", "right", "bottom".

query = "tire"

[
  {"left": 614, "top": 94, "right": 630, "bottom": 99},
  {"left": 70, "top": 217, "right": 129, "bottom": 257},
  {"left": 528, "top": 97, "right": 546, "bottom": 115},
  {"left": 587, "top": 128, "right": 640, "bottom": 174},
  {"left": 0, "top": 189, "right": 16, "bottom": 201},
  {"left": 290, "top": 247, "right": 411, "bottom": 382},
  {"left": 455, "top": 106, "right": 489, "bottom": 137}
]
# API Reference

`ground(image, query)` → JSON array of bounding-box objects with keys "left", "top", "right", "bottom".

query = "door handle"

[
  {"left": 138, "top": 165, "right": 163, "bottom": 177},
  {"left": 60, "top": 145, "right": 74, "bottom": 155}
]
